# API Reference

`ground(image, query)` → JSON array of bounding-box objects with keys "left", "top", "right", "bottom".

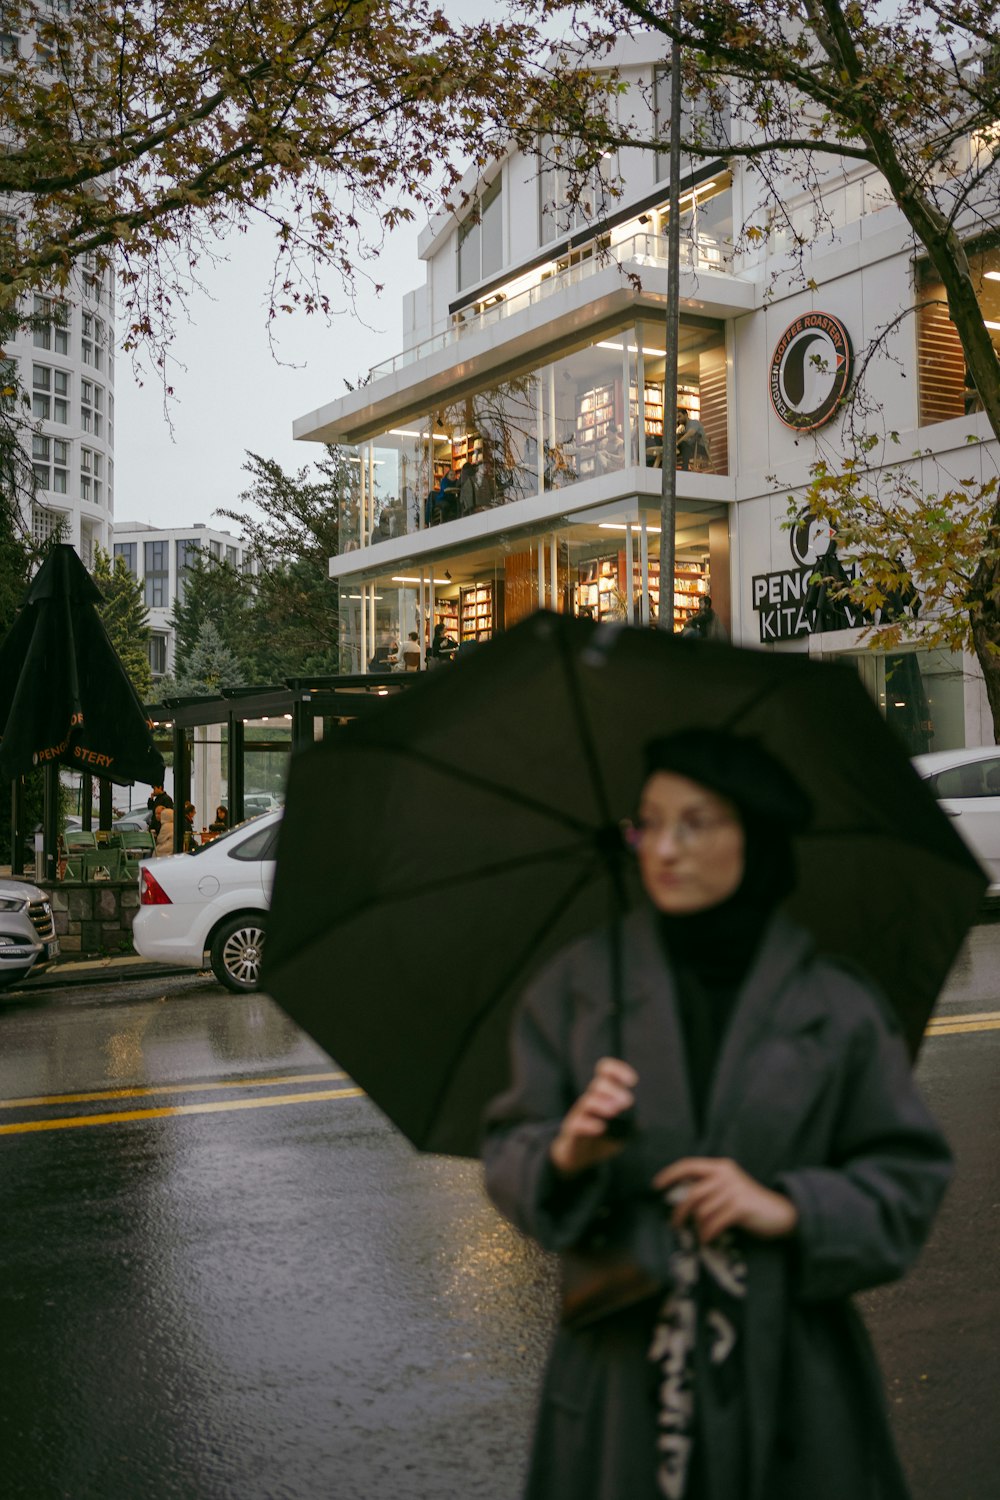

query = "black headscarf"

[{"left": 639, "top": 730, "right": 813, "bottom": 1124}]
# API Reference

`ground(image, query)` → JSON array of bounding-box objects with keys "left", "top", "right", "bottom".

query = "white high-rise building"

[
  {"left": 112, "top": 521, "right": 253, "bottom": 680},
  {"left": 2, "top": 16, "right": 115, "bottom": 565}
]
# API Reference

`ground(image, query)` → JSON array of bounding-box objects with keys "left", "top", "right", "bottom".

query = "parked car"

[
  {"left": 0, "top": 878, "right": 59, "bottom": 994},
  {"left": 912, "top": 745, "right": 1000, "bottom": 892},
  {"left": 112, "top": 812, "right": 154, "bottom": 834},
  {"left": 131, "top": 812, "right": 280, "bottom": 992}
]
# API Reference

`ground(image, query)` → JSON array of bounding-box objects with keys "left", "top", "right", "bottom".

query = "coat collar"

[{"left": 618, "top": 903, "right": 822, "bottom": 1147}]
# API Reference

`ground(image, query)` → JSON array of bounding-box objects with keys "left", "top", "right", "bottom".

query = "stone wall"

[{"left": 46, "top": 879, "right": 140, "bottom": 956}]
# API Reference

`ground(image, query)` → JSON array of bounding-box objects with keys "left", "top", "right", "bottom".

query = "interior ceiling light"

[
  {"left": 596, "top": 341, "right": 667, "bottom": 357},
  {"left": 984, "top": 271, "right": 1000, "bottom": 281},
  {"left": 391, "top": 575, "right": 452, "bottom": 585},
  {"left": 598, "top": 522, "right": 663, "bottom": 533}
]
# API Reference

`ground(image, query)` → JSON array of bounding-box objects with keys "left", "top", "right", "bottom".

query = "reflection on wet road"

[
  {"left": 0, "top": 977, "right": 555, "bottom": 1500},
  {"left": 0, "top": 945, "right": 998, "bottom": 1500}
]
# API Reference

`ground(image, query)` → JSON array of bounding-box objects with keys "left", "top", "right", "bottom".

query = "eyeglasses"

[{"left": 622, "top": 811, "right": 740, "bottom": 851}]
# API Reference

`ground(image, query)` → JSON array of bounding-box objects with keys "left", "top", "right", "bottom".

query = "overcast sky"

[
  {"left": 113, "top": 213, "right": 423, "bottom": 534},
  {"left": 113, "top": 0, "right": 506, "bottom": 537}
]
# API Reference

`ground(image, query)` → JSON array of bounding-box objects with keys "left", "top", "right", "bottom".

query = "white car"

[
  {"left": 0, "top": 878, "right": 59, "bottom": 993},
  {"left": 912, "top": 746, "right": 1000, "bottom": 893},
  {"left": 132, "top": 812, "right": 280, "bottom": 991}
]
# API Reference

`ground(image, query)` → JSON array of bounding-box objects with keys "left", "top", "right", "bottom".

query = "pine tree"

[
  {"left": 91, "top": 548, "right": 153, "bottom": 703},
  {"left": 170, "top": 554, "right": 252, "bottom": 682},
  {"left": 175, "top": 622, "right": 247, "bottom": 696}
]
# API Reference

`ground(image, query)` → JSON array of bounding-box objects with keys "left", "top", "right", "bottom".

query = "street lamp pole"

[{"left": 658, "top": 3, "right": 682, "bottom": 631}]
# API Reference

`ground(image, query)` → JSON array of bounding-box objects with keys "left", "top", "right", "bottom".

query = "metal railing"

[{"left": 367, "top": 232, "right": 732, "bottom": 381}]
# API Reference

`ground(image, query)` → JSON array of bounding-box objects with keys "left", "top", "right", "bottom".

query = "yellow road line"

[
  {"left": 927, "top": 1011, "right": 1000, "bottom": 1027},
  {"left": 926, "top": 1017, "right": 1000, "bottom": 1036},
  {"left": 0, "top": 1087, "right": 365, "bottom": 1136},
  {"left": 0, "top": 1070, "right": 346, "bottom": 1112}
]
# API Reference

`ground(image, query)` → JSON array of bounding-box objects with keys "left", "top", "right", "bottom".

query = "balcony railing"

[{"left": 367, "top": 231, "right": 732, "bottom": 382}]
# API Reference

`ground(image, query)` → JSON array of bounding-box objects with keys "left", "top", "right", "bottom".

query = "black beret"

[{"left": 642, "top": 729, "right": 813, "bottom": 833}]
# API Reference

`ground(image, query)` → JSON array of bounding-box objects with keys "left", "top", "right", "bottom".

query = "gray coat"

[{"left": 482, "top": 906, "right": 953, "bottom": 1500}]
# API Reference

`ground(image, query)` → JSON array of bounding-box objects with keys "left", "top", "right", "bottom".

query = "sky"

[
  {"left": 113, "top": 215, "right": 423, "bottom": 534},
  {"left": 113, "top": 0, "right": 501, "bottom": 537}
]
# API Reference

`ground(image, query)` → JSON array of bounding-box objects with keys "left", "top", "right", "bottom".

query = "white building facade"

[
  {"left": 112, "top": 522, "right": 250, "bottom": 680},
  {"left": 4, "top": 262, "right": 116, "bottom": 568},
  {"left": 295, "top": 34, "right": 999, "bottom": 756},
  {"left": 2, "top": 11, "right": 116, "bottom": 567}
]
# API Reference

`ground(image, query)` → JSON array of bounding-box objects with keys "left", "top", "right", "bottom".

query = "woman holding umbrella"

[{"left": 482, "top": 729, "right": 952, "bottom": 1500}]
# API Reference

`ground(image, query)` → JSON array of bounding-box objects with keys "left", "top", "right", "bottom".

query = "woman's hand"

[
  {"left": 652, "top": 1157, "right": 798, "bottom": 1244},
  {"left": 549, "top": 1058, "right": 638, "bottom": 1177}
]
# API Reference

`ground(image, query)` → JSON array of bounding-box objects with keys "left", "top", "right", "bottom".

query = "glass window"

[
  {"left": 918, "top": 244, "right": 1000, "bottom": 423},
  {"left": 538, "top": 134, "right": 615, "bottom": 246},
  {"left": 144, "top": 539, "right": 169, "bottom": 607},
  {"left": 148, "top": 634, "right": 167, "bottom": 675},
  {"left": 457, "top": 176, "right": 502, "bottom": 292},
  {"left": 114, "top": 541, "right": 137, "bottom": 575},
  {"left": 228, "top": 823, "right": 281, "bottom": 861},
  {"left": 175, "top": 537, "right": 200, "bottom": 601},
  {"left": 931, "top": 759, "right": 1000, "bottom": 798}
]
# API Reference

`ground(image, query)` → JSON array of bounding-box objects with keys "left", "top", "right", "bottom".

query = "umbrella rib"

[
  {"left": 336, "top": 741, "right": 596, "bottom": 837},
  {"left": 556, "top": 624, "right": 615, "bottom": 827},
  {"left": 418, "top": 858, "right": 602, "bottom": 1144}
]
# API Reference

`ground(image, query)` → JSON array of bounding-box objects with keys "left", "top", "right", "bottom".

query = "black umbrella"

[
  {"left": 263, "top": 611, "right": 984, "bottom": 1156},
  {"left": 0, "top": 544, "right": 165, "bottom": 785}
]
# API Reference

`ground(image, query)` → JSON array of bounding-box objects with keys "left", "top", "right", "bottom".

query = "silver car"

[{"left": 0, "top": 878, "right": 59, "bottom": 994}]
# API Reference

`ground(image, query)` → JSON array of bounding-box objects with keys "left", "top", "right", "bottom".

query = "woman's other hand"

[
  {"left": 652, "top": 1157, "right": 799, "bottom": 1243},
  {"left": 549, "top": 1058, "right": 638, "bottom": 1177}
]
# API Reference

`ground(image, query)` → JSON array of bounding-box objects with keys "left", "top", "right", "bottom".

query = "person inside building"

[
  {"left": 426, "top": 467, "right": 461, "bottom": 525},
  {"left": 675, "top": 408, "right": 711, "bottom": 471},
  {"left": 482, "top": 729, "right": 951, "bottom": 1500},
  {"left": 430, "top": 621, "right": 458, "bottom": 663},
  {"left": 597, "top": 421, "right": 625, "bottom": 473},
  {"left": 208, "top": 806, "right": 228, "bottom": 834},
  {"left": 680, "top": 594, "right": 727, "bottom": 641},
  {"left": 396, "top": 631, "right": 422, "bottom": 670}
]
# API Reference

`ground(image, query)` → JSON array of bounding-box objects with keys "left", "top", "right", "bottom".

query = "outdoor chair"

[
  {"left": 64, "top": 830, "right": 98, "bottom": 853},
  {"left": 82, "top": 847, "right": 126, "bottom": 882},
  {"left": 119, "top": 830, "right": 155, "bottom": 862}
]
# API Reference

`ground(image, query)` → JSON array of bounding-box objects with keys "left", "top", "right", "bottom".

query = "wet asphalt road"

[{"left": 0, "top": 931, "right": 998, "bottom": 1500}]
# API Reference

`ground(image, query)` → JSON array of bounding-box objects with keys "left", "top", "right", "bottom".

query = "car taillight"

[{"left": 140, "top": 868, "right": 172, "bottom": 906}]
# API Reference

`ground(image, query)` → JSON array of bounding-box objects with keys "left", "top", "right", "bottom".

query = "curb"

[{"left": 11, "top": 957, "right": 200, "bottom": 993}]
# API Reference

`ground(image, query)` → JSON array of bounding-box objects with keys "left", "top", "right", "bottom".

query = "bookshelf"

[
  {"left": 460, "top": 581, "right": 496, "bottom": 641},
  {"left": 574, "top": 554, "right": 623, "bottom": 621},
  {"left": 435, "top": 597, "right": 460, "bottom": 639},
  {"left": 576, "top": 382, "right": 617, "bottom": 478}
]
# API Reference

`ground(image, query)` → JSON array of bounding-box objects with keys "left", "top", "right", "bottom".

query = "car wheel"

[{"left": 210, "top": 915, "right": 266, "bottom": 993}]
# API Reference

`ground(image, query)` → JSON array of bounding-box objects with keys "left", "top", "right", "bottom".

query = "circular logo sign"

[
  {"left": 789, "top": 506, "right": 835, "bottom": 568},
  {"left": 769, "top": 313, "right": 852, "bottom": 431}
]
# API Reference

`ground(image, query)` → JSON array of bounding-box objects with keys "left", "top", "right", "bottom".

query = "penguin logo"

[
  {"left": 789, "top": 507, "right": 835, "bottom": 568},
  {"left": 770, "top": 314, "right": 852, "bottom": 431}
]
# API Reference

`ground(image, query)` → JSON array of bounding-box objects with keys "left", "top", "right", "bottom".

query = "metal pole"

[
  {"left": 639, "top": 516, "right": 651, "bottom": 627},
  {"left": 658, "top": 5, "right": 682, "bottom": 631},
  {"left": 625, "top": 524, "right": 635, "bottom": 624},
  {"left": 537, "top": 537, "right": 545, "bottom": 612},
  {"left": 550, "top": 533, "right": 559, "bottom": 612}
]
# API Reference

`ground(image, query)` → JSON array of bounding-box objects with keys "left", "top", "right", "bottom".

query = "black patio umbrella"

[
  {"left": 0, "top": 544, "right": 165, "bottom": 785},
  {"left": 263, "top": 610, "right": 984, "bottom": 1157}
]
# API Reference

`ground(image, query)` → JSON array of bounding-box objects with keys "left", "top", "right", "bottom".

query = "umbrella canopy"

[
  {"left": 264, "top": 611, "right": 985, "bottom": 1156},
  {"left": 0, "top": 544, "right": 165, "bottom": 785}
]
